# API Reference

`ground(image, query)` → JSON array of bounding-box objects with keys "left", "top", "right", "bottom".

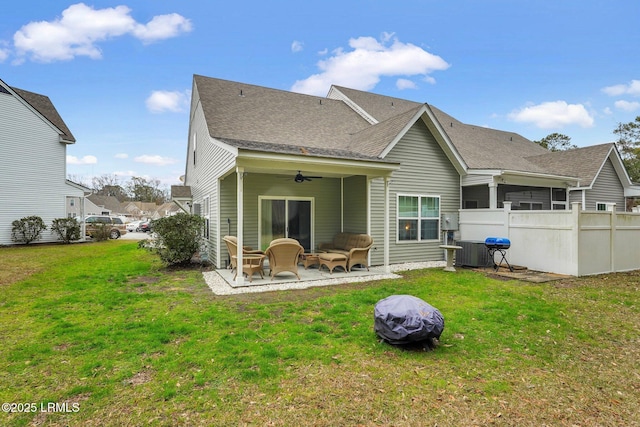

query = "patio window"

[{"left": 398, "top": 195, "right": 440, "bottom": 241}]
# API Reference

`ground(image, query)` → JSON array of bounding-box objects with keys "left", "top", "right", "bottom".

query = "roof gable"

[
  {"left": 194, "top": 75, "right": 370, "bottom": 154},
  {"left": 7, "top": 84, "right": 76, "bottom": 143},
  {"left": 527, "top": 143, "right": 631, "bottom": 188}
]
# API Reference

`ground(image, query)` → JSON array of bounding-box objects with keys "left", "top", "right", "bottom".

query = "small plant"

[
  {"left": 51, "top": 217, "right": 81, "bottom": 243},
  {"left": 139, "top": 213, "right": 205, "bottom": 266},
  {"left": 11, "top": 215, "right": 47, "bottom": 244},
  {"left": 91, "top": 224, "right": 111, "bottom": 241}
]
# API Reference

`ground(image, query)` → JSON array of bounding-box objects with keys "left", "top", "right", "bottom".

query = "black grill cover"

[{"left": 374, "top": 295, "right": 444, "bottom": 345}]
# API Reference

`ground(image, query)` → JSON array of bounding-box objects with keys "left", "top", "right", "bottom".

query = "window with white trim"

[
  {"left": 596, "top": 202, "right": 615, "bottom": 212},
  {"left": 398, "top": 195, "right": 440, "bottom": 241}
]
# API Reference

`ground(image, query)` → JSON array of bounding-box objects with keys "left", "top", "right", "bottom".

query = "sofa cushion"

[{"left": 333, "top": 232, "right": 350, "bottom": 250}]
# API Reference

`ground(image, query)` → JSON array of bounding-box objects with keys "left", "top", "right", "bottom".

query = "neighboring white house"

[{"left": 0, "top": 78, "right": 85, "bottom": 245}]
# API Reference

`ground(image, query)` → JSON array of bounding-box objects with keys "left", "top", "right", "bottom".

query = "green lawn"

[{"left": 1, "top": 240, "right": 638, "bottom": 426}]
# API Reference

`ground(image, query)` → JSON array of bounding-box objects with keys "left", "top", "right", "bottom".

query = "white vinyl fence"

[{"left": 458, "top": 202, "right": 640, "bottom": 276}]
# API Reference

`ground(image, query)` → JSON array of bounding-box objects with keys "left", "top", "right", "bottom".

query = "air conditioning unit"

[{"left": 455, "top": 240, "right": 490, "bottom": 268}]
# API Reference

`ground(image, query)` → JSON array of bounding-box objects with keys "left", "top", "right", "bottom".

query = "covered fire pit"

[{"left": 374, "top": 295, "right": 444, "bottom": 350}]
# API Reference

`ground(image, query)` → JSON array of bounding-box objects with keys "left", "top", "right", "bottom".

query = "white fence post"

[{"left": 610, "top": 204, "right": 616, "bottom": 273}]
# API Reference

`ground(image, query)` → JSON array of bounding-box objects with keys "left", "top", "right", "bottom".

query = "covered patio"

[{"left": 221, "top": 149, "right": 400, "bottom": 285}]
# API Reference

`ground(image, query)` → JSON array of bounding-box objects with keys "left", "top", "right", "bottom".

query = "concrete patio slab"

[{"left": 203, "top": 261, "right": 446, "bottom": 295}]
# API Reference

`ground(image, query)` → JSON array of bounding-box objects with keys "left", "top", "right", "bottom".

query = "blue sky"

[{"left": 2, "top": 1, "right": 639, "bottom": 189}]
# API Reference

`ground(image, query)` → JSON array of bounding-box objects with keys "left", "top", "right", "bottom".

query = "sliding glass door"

[{"left": 260, "top": 197, "right": 313, "bottom": 251}]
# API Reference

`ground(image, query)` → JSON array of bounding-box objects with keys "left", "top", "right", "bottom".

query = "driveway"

[{"left": 121, "top": 231, "right": 150, "bottom": 240}]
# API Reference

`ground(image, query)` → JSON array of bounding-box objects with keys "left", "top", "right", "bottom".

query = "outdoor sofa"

[{"left": 318, "top": 232, "right": 373, "bottom": 272}]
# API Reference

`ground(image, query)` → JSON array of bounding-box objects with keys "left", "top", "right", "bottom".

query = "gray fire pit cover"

[{"left": 374, "top": 295, "right": 444, "bottom": 345}]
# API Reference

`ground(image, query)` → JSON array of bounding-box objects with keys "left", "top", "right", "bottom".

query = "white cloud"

[
  {"left": 396, "top": 78, "right": 417, "bottom": 90},
  {"left": 0, "top": 43, "right": 9, "bottom": 62},
  {"left": 134, "top": 155, "right": 177, "bottom": 166},
  {"left": 115, "top": 153, "right": 128, "bottom": 159},
  {"left": 508, "top": 101, "right": 594, "bottom": 129},
  {"left": 67, "top": 154, "right": 97, "bottom": 165},
  {"left": 602, "top": 80, "right": 640, "bottom": 97},
  {"left": 145, "top": 90, "right": 190, "bottom": 113},
  {"left": 132, "top": 13, "right": 192, "bottom": 45},
  {"left": 13, "top": 3, "right": 191, "bottom": 63},
  {"left": 614, "top": 100, "right": 640, "bottom": 112},
  {"left": 291, "top": 35, "right": 450, "bottom": 96},
  {"left": 291, "top": 40, "right": 304, "bottom": 53}
]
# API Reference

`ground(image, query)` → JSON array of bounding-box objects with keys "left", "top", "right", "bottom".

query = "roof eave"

[
  {"left": 235, "top": 149, "right": 400, "bottom": 178},
  {"left": 467, "top": 169, "right": 580, "bottom": 187}
]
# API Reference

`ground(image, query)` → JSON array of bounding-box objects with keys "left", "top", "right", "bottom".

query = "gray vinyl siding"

[
  {"left": 185, "top": 84, "right": 236, "bottom": 266},
  {"left": 370, "top": 119, "right": 460, "bottom": 265},
  {"left": 343, "top": 175, "right": 367, "bottom": 233},
  {"left": 568, "top": 189, "right": 583, "bottom": 207},
  {"left": 0, "top": 91, "right": 81, "bottom": 245},
  {"left": 585, "top": 158, "right": 626, "bottom": 212}
]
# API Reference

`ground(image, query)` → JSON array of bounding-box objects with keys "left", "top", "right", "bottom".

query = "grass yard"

[{"left": 0, "top": 240, "right": 638, "bottom": 426}]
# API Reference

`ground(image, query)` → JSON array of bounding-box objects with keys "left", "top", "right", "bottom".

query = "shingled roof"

[
  {"left": 194, "top": 75, "right": 616, "bottom": 182},
  {"left": 11, "top": 87, "right": 76, "bottom": 143},
  {"left": 527, "top": 143, "right": 618, "bottom": 186},
  {"left": 329, "top": 84, "right": 552, "bottom": 172},
  {"left": 194, "top": 75, "right": 370, "bottom": 154}
]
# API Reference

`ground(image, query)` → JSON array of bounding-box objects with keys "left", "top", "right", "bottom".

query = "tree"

[
  {"left": 67, "top": 174, "right": 90, "bottom": 188},
  {"left": 127, "top": 176, "right": 167, "bottom": 203},
  {"left": 92, "top": 174, "right": 128, "bottom": 201},
  {"left": 614, "top": 116, "right": 640, "bottom": 183},
  {"left": 533, "top": 133, "right": 577, "bottom": 152}
]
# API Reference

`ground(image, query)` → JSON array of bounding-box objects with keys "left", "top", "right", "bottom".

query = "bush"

[
  {"left": 139, "top": 213, "right": 205, "bottom": 266},
  {"left": 51, "top": 217, "right": 81, "bottom": 243},
  {"left": 90, "top": 224, "right": 111, "bottom": 241},
  {"left": 11, "top": 216, "right": 47, "bottom": 244}
]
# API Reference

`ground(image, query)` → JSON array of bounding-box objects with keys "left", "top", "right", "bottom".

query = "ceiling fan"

[{"left": 293, "top": 171, "right": 322, "bottom": 183}]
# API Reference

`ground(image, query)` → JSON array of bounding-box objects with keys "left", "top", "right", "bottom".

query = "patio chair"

[
  {"left": 264, "top": 238, "right": 304, "bottom": 280},
  {"left": 222, "top": 235, "right": 264, "bottom": 272}
]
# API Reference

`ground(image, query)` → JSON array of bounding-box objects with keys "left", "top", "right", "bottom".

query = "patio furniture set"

[{"left": 222, "top": 232, "right": 374, "bottom": 282}]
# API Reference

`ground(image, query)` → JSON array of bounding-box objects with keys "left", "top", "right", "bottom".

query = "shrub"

[
  {"left": 90, "top": 224, "right": 111, "bottom": 241},
  {"left": 51, "top": 217, "right": 81, "bottom": 243},
  {"left": 11, "top": 216, "right": 47, "bottom": 244},
  {"left": 139, "top": 213, "right": 205, "bottom": 266}
]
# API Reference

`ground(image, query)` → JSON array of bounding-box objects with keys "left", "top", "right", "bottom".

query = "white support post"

[
  {"left": 489, "top": 182, "right": 498, "bottom": 210},
  {"left": 235, "top": 167, "right": 244, "bottom": 285},
  {"left": 384, "top": 176, "right": 390, "bottom": 273}
]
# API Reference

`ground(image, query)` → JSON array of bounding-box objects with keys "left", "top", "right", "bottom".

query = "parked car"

[
  {"left": 84, "top": 215, "right": 127, "bottom": 239},
  {"left": 138, "top": 221, "right": 153, "bottom": 233},
  {"left": 126, "top": 220, "right": 143, "bottom": 232}
]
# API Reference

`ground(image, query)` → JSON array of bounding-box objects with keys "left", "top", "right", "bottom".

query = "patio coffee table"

[
  {"left": 232, "top": 254, "right": 265, "bottom": 282},
  {"left": 318, "top": 253, "right": 348, "bottom": 274},
  {"left": 301, "top": 253, "right": 320, "bottom": 269}
]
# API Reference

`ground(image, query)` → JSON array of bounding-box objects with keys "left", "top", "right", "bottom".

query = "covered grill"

[{"left": 484, "top": 237, "right": 513, "bottom": 271}]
